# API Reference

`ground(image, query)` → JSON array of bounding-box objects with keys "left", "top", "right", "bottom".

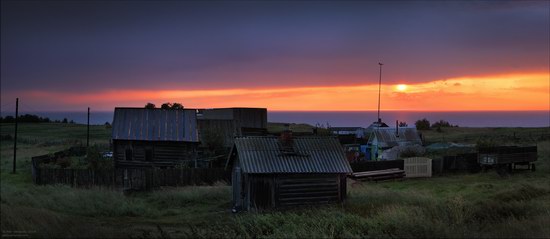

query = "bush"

[
  {"left": 476, "top": 138, "right": 498, "bottom": 149},
  {"left": 432, "top": 120, "right": 453, "bottom": 128},
  {"left": 86, "top": 146, "right": 113, "bottom": 170},
  {"left": 415, "top": 118, "right": 431, "bottom": 130}
]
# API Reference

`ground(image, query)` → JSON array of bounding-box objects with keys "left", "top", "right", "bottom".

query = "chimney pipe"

[{"left": 280, "top": 124, "right": 294, "bottom": 152}]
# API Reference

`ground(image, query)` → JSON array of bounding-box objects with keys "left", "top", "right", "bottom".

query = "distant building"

[
  {"left": 366, "top": 121, "right": 389, "bottom": 133},
  {"left": 328, "top": 127, "right": 367, "bottom": 138},
  {"left": 111, "top": 108, "right": 200, "bottom": 168},
  {"left": 368, "top": 127, "right": 422, "bottom": 160},
  {"left": 197, "top": 108, "right": 267, "bottom": 147},
  {"left": 226, "top": 133, "right": 352, "bottom": 211}
]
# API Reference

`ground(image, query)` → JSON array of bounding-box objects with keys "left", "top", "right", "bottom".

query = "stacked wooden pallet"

[{"left": 350, "top": 168, "right": 405, "bottom": 181}]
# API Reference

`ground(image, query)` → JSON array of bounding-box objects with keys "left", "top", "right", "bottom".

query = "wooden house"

[
  {"left": 197, "top": 108, "right": 268, "bottom": 147},
  {"left": 226, "top": 132, "right": 352, "bottom": 211},
  {"left": 111, "top": 108, "right": 200, "bottom": 168}
]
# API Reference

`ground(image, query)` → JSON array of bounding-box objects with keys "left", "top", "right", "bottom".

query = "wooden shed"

[
  {"left": 226, "top": 133, "right": 353, "bottom": 211},
  {"left": 111, "top": 108, "right": 200, "bottom": 168},
  {"left": 197, "top": 108, "right": 267, "bottom": 147}
]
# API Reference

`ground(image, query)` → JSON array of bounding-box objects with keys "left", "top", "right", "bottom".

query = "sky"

[{"left": 1, "top": 1, "right": 549, "bottom": 112}]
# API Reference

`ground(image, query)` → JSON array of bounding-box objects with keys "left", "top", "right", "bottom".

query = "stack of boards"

[{"left": 349, "top": 168, "right": 405, "bottom": 181}]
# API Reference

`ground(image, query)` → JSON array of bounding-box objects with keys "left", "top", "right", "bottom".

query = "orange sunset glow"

[{"left": 6, "top": 72, "right": 548, "bottom": 111}]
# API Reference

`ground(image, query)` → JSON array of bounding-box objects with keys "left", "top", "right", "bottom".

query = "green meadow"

[{"left": 1, "top": 123, "right": 549, "bottom": 238}]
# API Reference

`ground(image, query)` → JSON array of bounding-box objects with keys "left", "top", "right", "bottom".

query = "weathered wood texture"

[
  {"left": 403, "top": 157, "right": 432, "bottom": 178},
  {"left": 350, "top": 168, "right": 405, "bottom": 181},
  {"left": 33, "top": 167, "right": 231, "bottom": 190},
  {"left": 433, "top": 153, "right": 480, "bottom": 174},
  {"left": 113, "top": 140, "right": 198, "bottom": 162},
  {"left": 244, "top": 174, "right": 345, "bottom": 210}
]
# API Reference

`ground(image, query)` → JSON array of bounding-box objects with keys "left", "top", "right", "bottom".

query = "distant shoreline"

[{"left": 0, "top": 110, "right": 548, "bottom": 128}]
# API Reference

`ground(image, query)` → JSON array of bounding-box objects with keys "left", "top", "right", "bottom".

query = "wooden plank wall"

[
  {"left": 275, "top": 174, "right": 341, "bottom": 207},
  {"left": 434, "top": 153, "right": 480, "bottom": 174}
]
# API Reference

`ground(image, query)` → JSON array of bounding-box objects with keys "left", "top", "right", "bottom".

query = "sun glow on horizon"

[
  {"left": 396, "top": 84, "right": 408, "bottom": 92},
  {"left": 2, "top": 72, "right": 548, "bottom": 112}
]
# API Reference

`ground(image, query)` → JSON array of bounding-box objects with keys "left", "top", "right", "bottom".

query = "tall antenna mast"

[{"left": 377, "top": 62, "right": 383, "bottom": 123}]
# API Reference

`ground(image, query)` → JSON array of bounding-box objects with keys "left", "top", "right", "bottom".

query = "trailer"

[{"left": 478, "top": 146, "right": 537, "bottom": 176}]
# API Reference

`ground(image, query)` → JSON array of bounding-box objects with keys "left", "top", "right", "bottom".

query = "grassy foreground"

[{"left": 1, "top": 123, "right": 549, "bottom": 238}]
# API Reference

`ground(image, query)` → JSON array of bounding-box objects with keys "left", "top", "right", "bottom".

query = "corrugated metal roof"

[
  {"left": 231, "top": 136, "right": 352, "bottom": 174},
  {"left": 112, "top": 108, "right": 198, "bottom": 142},
  {"left": 368, "top": 127, "right": 421, "bottom": 148}
]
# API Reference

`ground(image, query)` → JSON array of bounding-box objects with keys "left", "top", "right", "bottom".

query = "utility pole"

[
  {"left": 377, "top": 62, "right": 383, "bottom": 123},
  {"left": 13, "top": 98, "right": 18, "bottom": 174},
  {"left": 87, "top": 107, "right": 90, "bottom": 147}
]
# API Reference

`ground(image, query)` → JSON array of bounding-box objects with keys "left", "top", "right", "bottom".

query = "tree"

[
  {"left": 171, "top": 103, "right": 184, "bottom": 109},
  {"left": 415, "top": 118, "right": 430, "bottom": 130},
  {"left": 398, "top": 121, "right": 408, "bottom": 127},
  {"left": 431, "top": 120, "right": 451, "bottom": 128},
  {"left": 145, "top": 103, "right": 156, "bottom": 109},
  {"left": 62, "top": 118, "right": 68, "bottom": 124},
  {"left": 160, "top": 103, "right": 172, "bottom": 109}
]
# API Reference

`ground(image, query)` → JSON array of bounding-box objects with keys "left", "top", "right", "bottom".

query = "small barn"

[
  {"left": 368, "top": 127, "right": 422, "bottom": 160},
  {"left": 226, "top": 133, "right": 352, "bottom": 211},
  {"left": 197, "top": 108, "right": 268, "bottom": 147},
  {"left": 111, "top": 108, "right": 200, "bottom": 168}
]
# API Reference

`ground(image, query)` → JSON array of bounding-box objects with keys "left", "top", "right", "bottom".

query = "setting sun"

[{"left": 396, "top": 84, "right": 408, "bottom": 92}]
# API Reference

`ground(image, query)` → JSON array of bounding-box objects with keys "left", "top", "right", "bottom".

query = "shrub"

[
  {"left": 86, "top": 146, "right": 113, "bottom": 170},
  {"left": 432, "top": 120, "right": 453, "bottom": 128},
  {"left": 415, "top": 118, "right": 431, "bottom": 130},
  {"left": 144, "top": 102, "right": 156, "bottom": 109}
]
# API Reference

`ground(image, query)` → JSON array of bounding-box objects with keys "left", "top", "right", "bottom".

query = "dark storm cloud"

[{"left": 1, "top": 1, "right": 548, "bottom": 92}]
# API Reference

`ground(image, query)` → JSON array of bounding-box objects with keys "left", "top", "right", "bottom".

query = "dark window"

[
  {"left": 145, "top": 149, "right": 153, "bottom": 162},
  {"left": 125, "top": 148, "right": 133, "bottom": 161}
]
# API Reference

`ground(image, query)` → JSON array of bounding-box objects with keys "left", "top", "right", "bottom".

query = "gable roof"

[
  {"left": 368, "top": 127, "right": 421, "bottom": 148},
  {"left": 112, "top": 108, "right": 198, "bottom": 142},
  {"left": 228, "top": 136, "right": 352, "bottom": 174}
]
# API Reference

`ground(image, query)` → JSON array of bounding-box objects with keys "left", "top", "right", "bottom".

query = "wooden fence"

[
  {"left": 34, "top": 167, "right": 231, "bottom": 190},
  {"left": 432, "top": 153, "right": 481, "bottom": 175},
  {"left": 403, "top": 157, "right": 432, "bottom": 178},
  {"left": 31, "top": 146, "right": 232, "bottom": 190}
]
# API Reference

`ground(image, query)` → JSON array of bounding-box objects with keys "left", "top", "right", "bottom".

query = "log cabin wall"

[{"left": 113, "top": 139, "right": 198, "bottom": 163}]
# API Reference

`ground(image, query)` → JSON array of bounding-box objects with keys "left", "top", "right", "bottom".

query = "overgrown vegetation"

[
  {"left": 415, "top": 118, "right": 431, "bottom": 130},
  {"left": 0, "top": 114, "right": 75, "bottom": 124},
  {"left": 1, "top": 123, "right": 549, "bottom": 238}
]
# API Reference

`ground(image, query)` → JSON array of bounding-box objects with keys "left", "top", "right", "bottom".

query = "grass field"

[{"left": 1, "top": 123, "right": 549, "bottom": 238}]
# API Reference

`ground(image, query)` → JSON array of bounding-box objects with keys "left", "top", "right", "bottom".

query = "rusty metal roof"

[
  {"left": 112, "top": 108, "right": 198, "bottom": 142},
  {"left": 228, "top": 136, "right": 352, "bottom": 174},
  {"left": 368, "top": 127, "right": 421, "bottom": 148}
]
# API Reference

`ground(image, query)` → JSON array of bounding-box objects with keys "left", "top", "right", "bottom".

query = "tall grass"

[{"left": 1, "top": 123, "right": 550, "bottom": 238}]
